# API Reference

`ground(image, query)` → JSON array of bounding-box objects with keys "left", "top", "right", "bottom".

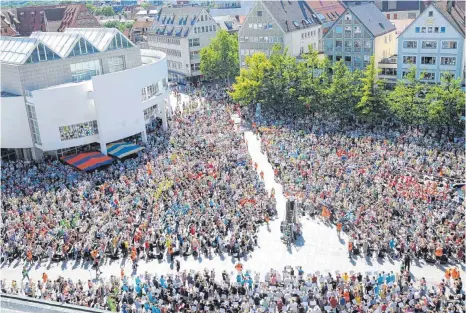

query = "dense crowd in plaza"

[
  {"left": 1, "top": 86, "right": 275, "bottom": 267},
  {"left": 255, "top": 112, "right": 465, "bottom": 264},
  {"left": 1, "top": 83, "right": 465, "bottom": 312},
  {"left": 1, "top": 266, "right": 464, "bottom": 313}
]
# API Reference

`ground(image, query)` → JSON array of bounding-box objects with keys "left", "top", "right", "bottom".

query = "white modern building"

[
  {"left": 1, "top": 28, "right": 170, "bottom": 161},
  {"left": 238, "top": 0, "right": 322, "bottom": 67},
  {"left": 396, "top": 1, "right": 465, "bottom": 84},
  {"left": 146, "top": 6, "right": 219, "bottom": 83}
]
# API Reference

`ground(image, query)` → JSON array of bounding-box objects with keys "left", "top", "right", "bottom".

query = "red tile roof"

[{"left": 306, "top": 0, "right": 346, "bottom": 21}]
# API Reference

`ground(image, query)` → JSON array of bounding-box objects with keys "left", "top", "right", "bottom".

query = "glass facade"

[
  {"left": 70, "top": 60, "right": 102, "bottom": 82},
  {"left": 107, "top": 56, "right": 126, "bottom": 73},
  {"left": 26, "top": 103, "right": 41, "bottom": 145},
  {"left": 59, "top": 120, "right": 99, "bottom": 141}
]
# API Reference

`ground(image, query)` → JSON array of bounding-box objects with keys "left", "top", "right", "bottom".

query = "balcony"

[{"left": 379, "top": 55, "right": 398, "bottom": 65}]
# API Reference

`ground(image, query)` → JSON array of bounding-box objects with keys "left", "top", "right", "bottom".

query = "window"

[
  {"left": 189, "top": 38, "right": 200, "bottom": 47},
  {"left": 335, "top": 26, "right": 342, "bottom": 33},
  {"left": 190, "top": 63, "right": 200, "bottom": 71},
  {"left": 142, "top": 82, "right": 160, "bottom": 101},
  {"left": 144, "top": 104, "right": 158, "bottom": 121},
  {"left": 428, "top": 27, "right": 433, "bottom": 33},
  {"left": 421, "top": 27, "right": 426, "bottom": 33},
  {"left": 300, "top": 46, "right": 304, "bottom": 54},
  {"left": 415, "top": 27, "right": 420, "bottom": 33},
  {"left": 335, "top": 55, "right": 342, "bottom": 61},
  {"left": 345, "top": 56, "right": 351, "bottom": 62},
  {"left": 107, "top": 56, "right": 125, "bottom": 73},
  {"left": 257, "top": 10, "right": 263, "bottom": 16},
  {"left": 381, "top": 68, "right": 397, "bottom": 76},
  {"left": 70, "top": 60, "right": 102, "bottom": 82},
  {"left": 354, "top": 26, "right": 361, "bottom": 33},
  {"left": 440, "top": 27, "right": 445, "bottom": 33},
  {"left": 335, "top": 40, "right": 343, "bottom": 49},
  {"left": 434, "top": 27, "right": 439, "bottom": 33},
  {"left": 386, "top": 13, "right": 390, "bottom": 19},
  {"left": 248, "top": 23, "right": 252, "bottom": 28},
  {"left": 327, "top": 55, "right": 333, "bottom": 61},
  {"left": 421, "top": 56, "right": 436, "bottom": 65},
  {"left": 393, "top": 13, "right": 397, "bottom": 19},
  {"left": 428, "top": 11, "right": 433, "bottom": 17},
  {"left": 403, "top": 41, "right": 417, "bottom": 48},
  {"left": 384, "top": 36, "right": 387, "bottom": 43},
  {"left": 441, "top": 57, "right": 456, "bottom": 65},
  {"left": 253, "top": 23, "right": 257, "bottom": 29},
  {"left": 403, "top": 56, "right": 416, "bottom": 64},
  {"left": 344, "top": 26, "right": 352, "bottom": 36},
  {"left": 59, "top": 121, "right": 98, "bottom": 141},
  {"left": 423, "top": 72, "right": 435, "bottom": 80},
  {"left": 26, "top": 104, "right": 41, "bottom": 145},
  {"left": 408, "top": 13, "right": 416, "bottom": 19},
  {"left": 422, "top": 41, "right": 437, "bottom": 49},
  {"left": 363, "top": 55, "right": 371, "bottom": 62},
  {"left": 442, "top": 41, "right": 457, "bottom": 49},
  {"left": 344, "top": 13, "right": 352, "bottom": 20}
]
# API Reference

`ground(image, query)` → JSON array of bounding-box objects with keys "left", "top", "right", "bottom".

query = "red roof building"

[{"left": 14, "top": 4, "right": 101, "bottom": 36}]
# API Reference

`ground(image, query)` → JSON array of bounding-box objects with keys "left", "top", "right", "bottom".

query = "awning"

[
  {"left": 61, "top": 151, "right": 113, "bottom": 171},
  {"left": 107, "top": 142, "right": 145, "bottom": 159}
]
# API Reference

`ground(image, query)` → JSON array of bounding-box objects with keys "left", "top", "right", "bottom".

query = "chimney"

[
  {"left": 447, "top": 0, "right": 452, "bottom": 13},
  {"left": 285, "top": 20, "right": 289, "bottom": 31}
]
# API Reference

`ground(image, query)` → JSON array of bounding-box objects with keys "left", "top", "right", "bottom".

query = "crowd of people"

[
  {"left": 1, "top": 85, "right": 275, "bottom": 268},
  {"left": 1, "top": 266, "right": 463, "bottom": 313},
  {"left": 255, "top": 111, "right": 464, "bottom": 264}
]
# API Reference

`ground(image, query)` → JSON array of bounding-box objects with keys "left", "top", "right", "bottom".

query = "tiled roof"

[
  {"left": 262, "top": 0, "right": 319, "bottom": 33},
  {"left": 432, "top": 0, "right": 465, "bottom": 36},
  {"left": 213, "top": 15, "right": 240, "bottom": 31},
  {"left": 133, "top": 18, "right": 155, "bottom": 30},
  {"left": 377, "top": 0, "right": 422, "bottom": 12},
  {"left": 148, "top": 6, "right": 207, "bottom": 37},
  {"left": 348, "top": 2, "right": 396, "bottom": 37},
  {"left": 306, "top": 0, "right": 346, "bottom": 22}
]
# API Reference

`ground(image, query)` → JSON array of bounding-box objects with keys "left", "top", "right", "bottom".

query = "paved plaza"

[{"left": 1, "top": 96, "right": 462, "bottom": 285}]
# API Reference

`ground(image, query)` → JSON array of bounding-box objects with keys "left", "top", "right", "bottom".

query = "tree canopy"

[
  {"left": 230, "top": 48, "right": 464, "bottom": 131},
  {"left": 200, "top": 30, "right": 239, "bottom": 82}
]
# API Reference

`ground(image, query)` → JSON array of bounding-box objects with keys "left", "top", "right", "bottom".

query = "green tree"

[
  {"left": 356, "top": 56, "right": 386, "bottom": 121},
  {"left": 389, "top": 66, "right": 431, "bottom": 125},
  {"left": 85, "top": 3, "right": 97, "bottom": 13},
  {"left": 296, "top": 47, "right": 330, "bottom": 116},
  {"left": 100, "top": 6, "right": 115, "bottom": 17},
  {"left": 103, "top": 20, "right": 123, "bottom": 31},
  {"left": 426, "top": 72, "right": 465, "bottom": 130},
  {"left": 200, "top": 30, "right": 239, "bottom": 82},
  {"left": 261, "top": 45, "right": 301, "bottom": 115},
  {"left": 327, "top": 60, "right": 360, "bottom": 119},
  {"left": 230, "top": 52, "right": 271, "bottom": 106}
]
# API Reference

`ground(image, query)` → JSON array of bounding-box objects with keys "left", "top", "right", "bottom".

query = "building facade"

[
  {"left": 323, "top": 2, "right": 396, "bottom": 71},
  {"left": 1, "top": 28, "right": 170, "bottom": 161},
  {"left": 238, "top": 0, "right": 321, "bottom": 67},
  {"left": 396, "top": 1, "right": 465, "bottom": 84},
  {"left": 147, "top": 7, "right": 219, "bottom": 83}
]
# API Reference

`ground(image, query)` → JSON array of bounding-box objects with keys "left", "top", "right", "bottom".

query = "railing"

[{"left": 379, "top": 57, "right": 397, "bottom": 64}]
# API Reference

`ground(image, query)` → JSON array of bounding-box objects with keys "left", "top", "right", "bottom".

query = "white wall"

[
  {"left": 31, "top": 80, "right": 99, "bottom": 151},
  {"left": 285, "top": 25, "right": 321, "bottom": 56},
  {"left": 397, "top": 5, "right": 464, "bottom": 82},
  {"left": 92, "top": 54, "right": 169, "bottom": 144},
  {"left": 0, "top": 96, "right": 33, "bottom": 148}
]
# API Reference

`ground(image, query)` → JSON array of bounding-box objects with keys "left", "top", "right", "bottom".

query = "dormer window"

[{"left": 344, "top": 13, "right": 351, "bottom": 20}]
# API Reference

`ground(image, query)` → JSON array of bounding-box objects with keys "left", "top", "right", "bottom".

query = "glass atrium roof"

[{"left": 0, "top": 28, "right": 135, "bottom": 65}]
